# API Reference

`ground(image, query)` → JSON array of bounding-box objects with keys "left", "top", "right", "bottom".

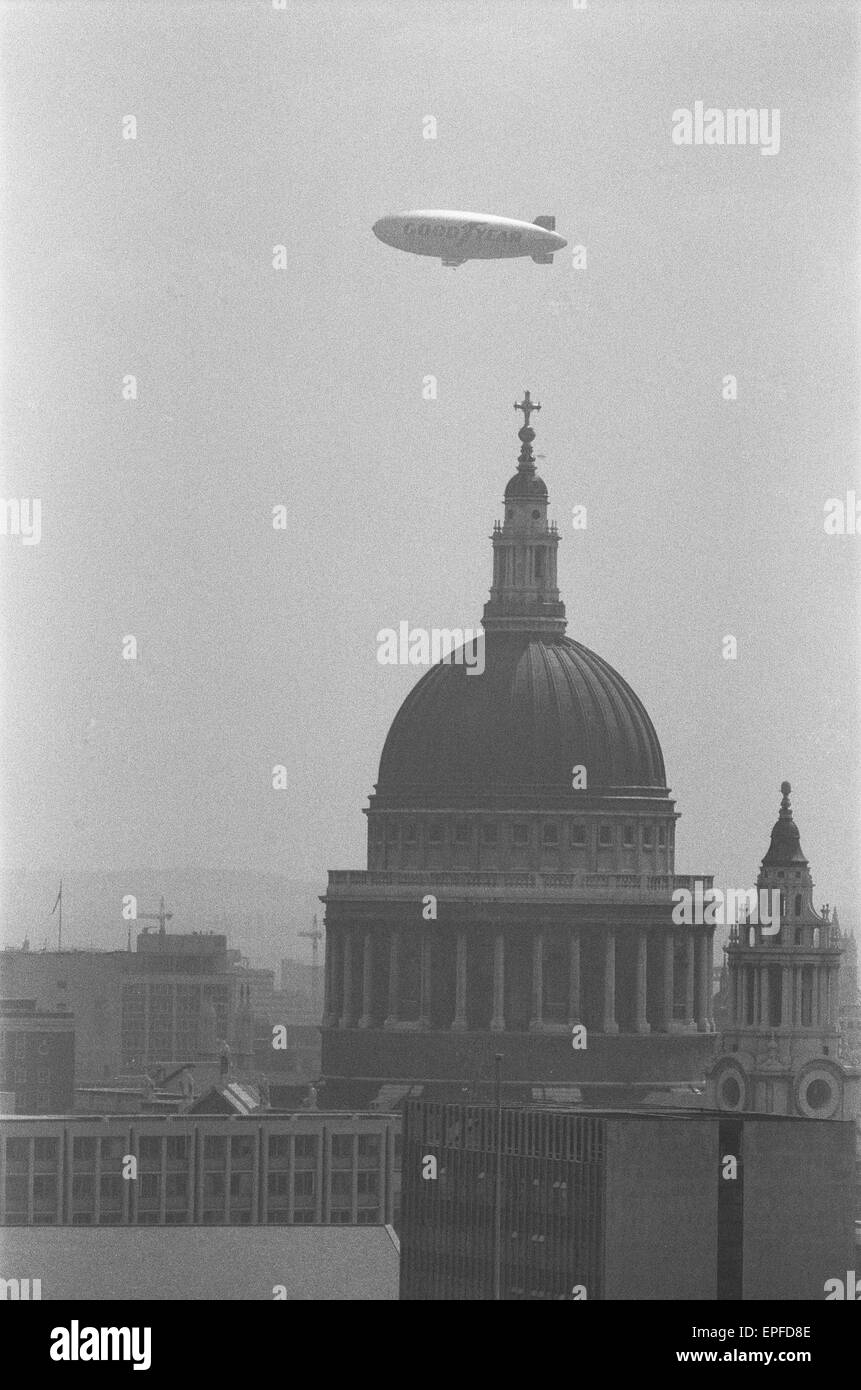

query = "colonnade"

[
  {"left": 323, "top": 924, "right": 716, "bottom": 1035},
  {"left": 729, "top": 958, "right": 840, "bottom": 1030}
]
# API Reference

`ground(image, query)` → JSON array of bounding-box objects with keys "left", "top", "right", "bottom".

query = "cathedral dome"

[
  {"left": 371, "top": 393, "right": 670, "bottom": 813},
  {"left": 373, "top": 633, "right": 667, "bottom": 807}
]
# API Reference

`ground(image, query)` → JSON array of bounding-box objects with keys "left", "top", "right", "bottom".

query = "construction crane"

[
  {"left": 298, "top": 915, "right": 323, "bottom": 1017},
  {"left": 137, "top": 896, "right": 173, "bottom": 936}
]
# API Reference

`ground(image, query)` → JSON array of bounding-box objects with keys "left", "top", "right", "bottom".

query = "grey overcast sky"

[{"left": 1, "top": 0, "right": 859, "bottom": 926}]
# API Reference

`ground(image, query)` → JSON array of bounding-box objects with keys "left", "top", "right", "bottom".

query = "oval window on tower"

[
  {"left": 531, "top": 509, "right": 540, "bottom": 519},
  {"left": 795, "top": 1065, "right": 840, "bottom": 1119}
]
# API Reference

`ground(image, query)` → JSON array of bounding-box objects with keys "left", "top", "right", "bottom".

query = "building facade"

[
  {"left": 0, "top": 1112, "right": 399, "bottom": 1228},
  {"left": 399, "top": 1099, "right": 856, "bottom": 1301},
  {"left": 323, "top": 398, "right": 717, "bottom": 1098},
  {"left": 0, "top": 1000, "right": 74, "bottom": 1114},
  {"left": 707, "top": 783, "right": 861, "bottom": 1121},
  {"left": 0, "top": 928, "right": 268, "bottom": 1082}
]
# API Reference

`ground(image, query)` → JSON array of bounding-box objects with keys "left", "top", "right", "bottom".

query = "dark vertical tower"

[{"left": 709, "top": 782, "right": 860, "bottom": 1118}]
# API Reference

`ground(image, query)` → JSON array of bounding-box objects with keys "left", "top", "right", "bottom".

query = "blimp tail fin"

[
  {"left": 532, "top": 215, "right": 556, "bottom": 231},
  {"left": 531, "top": 252, "right": 555, "bottom": 264}
]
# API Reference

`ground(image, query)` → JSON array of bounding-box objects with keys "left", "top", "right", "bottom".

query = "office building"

[
  {"left": 399, "top": 1099, "right": 856, "bottom": 1300},
  {"left": 0, "top": 1111, "right": 398, "bottom": 1228},
  {"left": 0, "top": 999, "right": 74, "bottom": 1114}
]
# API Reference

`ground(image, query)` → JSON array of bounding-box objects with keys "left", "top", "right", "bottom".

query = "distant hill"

[{"left": 0, "top": 868, "right": 326, "bottom": 973}]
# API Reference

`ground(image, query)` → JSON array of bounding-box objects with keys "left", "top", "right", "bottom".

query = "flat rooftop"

[{"left": 0, "top": 1226, "right": 400, "bottom": 1300}]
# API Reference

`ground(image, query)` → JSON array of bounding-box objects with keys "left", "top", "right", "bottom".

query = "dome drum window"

[
  {"left": 598, "top": 825, "right": 612, "bottom": 847},
  {"left": 642, "top": 826, "right": 653, "bottom": 849},
  {"left": 482, "top": 823, "right": 498, "bottom": 843},
  {"left": 570, "top": 824, "right": 587, "bottom": 847},
  {"left": 542, "top": 823, "right": 559, "bottom": 846},
  {"left": 512, "top": 824, "right": 529, "bottom": 846},
  {"left": 622, "top": 825, "right": 634, "bottom": 847}
]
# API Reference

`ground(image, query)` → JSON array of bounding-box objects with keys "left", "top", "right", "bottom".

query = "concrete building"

[
  {"left": 0, "top": 999, "right": 74, "bottom": 1114},
  {"left": 707, "top": 784, "right": 861, "bottom": 1121},
  {"left": 323, "top": 397, "right": 716, "bottom": 1101},
  {"left": 0, "top": 1112, "right": 399, "bottom": 1227},
  {"left": 0, "top": 926, "right": 272, "bottom": 1082},
  {"left": 399, "top": 1100, "right": 856, "bottom": 1301},
  {"left": 0, "top": 950, "right": 125, "bottom": 1082}
]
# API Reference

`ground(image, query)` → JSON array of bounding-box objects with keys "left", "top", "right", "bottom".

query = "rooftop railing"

[{"left": 326, "top": 870, "right": 713, "bottom": 898}]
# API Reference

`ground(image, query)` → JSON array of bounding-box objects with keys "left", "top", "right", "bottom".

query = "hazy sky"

[{"left": 2, "top": 0, "right": 859, "bottom": 926}]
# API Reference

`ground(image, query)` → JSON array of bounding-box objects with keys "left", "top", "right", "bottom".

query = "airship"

[{"left": 372, "top": 209, "right": 567, "bottom": 267}]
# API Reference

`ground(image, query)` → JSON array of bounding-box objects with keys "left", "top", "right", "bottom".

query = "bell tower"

[{"left": 708, "top": 782, "right": 860, "bottom": 1119}]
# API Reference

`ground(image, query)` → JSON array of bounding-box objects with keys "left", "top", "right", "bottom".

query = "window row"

[
  {"left": 4, "top": 1132, "right": 380, "bottom": 1168},
  {"left": 0, "top": 1033, "right": 54, "bottom": 1056},
  {"left": 371, "top": 819, "right": 672, "bottom": 849}
]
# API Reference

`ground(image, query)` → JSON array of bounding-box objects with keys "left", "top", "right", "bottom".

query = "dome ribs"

[{"left": 373, "top": 633, "right": 669, "bottom": 806}]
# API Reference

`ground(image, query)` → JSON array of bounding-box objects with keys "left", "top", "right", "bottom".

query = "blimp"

[{"left": 372, "top": 209, "right": 567, "bottom": 267}]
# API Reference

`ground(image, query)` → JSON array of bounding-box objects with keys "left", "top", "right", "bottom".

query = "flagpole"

[{"left": 52, "top": 879, "right": 63, "bottom": 950}]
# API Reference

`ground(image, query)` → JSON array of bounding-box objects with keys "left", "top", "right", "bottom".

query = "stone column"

[
  {"left": 602, "top": 930, "right": 618, "bottom": 1034},
  {"left": 490, "top": 930, "right": 505, "bottom": 1032},
  {"left": 419, "top": 933, "right": 432, "bottom": 1028},
  {"left": 529, "top": 932, "right": 544, "bottom": 1031},
  {"left": 684, "top": 933, "right": 695, "bottom": 1027},
  {"left": 696, "top": 932, "right": 710, "bottom": 1033},
  {"left": 339, "top": 932, "right": 354, "bottom": 1029},
  {"left": 634, "top": 930, "right": 650, "bottom": 1034},
  {"left": 452, "top": 931, "right": 467, "bottom": 1031},
  {"left": 384, "top": 929, "right": 400, "bottom": 1028},
  {"left": 760, "top": 965, "right": 770, "bottom": 1028},
  {"left": 358, "top": 931, "right": 374, "bottom": 1029},
  {"left": 794, "top": 968, "right": 803, "bottom": 1027},
  {"left": 567, "top": 929, "right": 581, "bottom": 1024},
  {"left": 322, "top": 930, "right": 336, "bottom": 1027},
  {"left": 781, "top": 965, "right": 793, "bottom": 1028},
  {"left": 662, "top": 930, "right": 675, "bottom": 1032}
]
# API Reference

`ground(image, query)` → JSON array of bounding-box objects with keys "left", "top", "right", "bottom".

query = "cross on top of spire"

[
  {"left": 514, "top": 390, "right": 540, "bottom": 428},
  {"left": 514, "top": 390, "right": 541, "bottom": 467}
]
